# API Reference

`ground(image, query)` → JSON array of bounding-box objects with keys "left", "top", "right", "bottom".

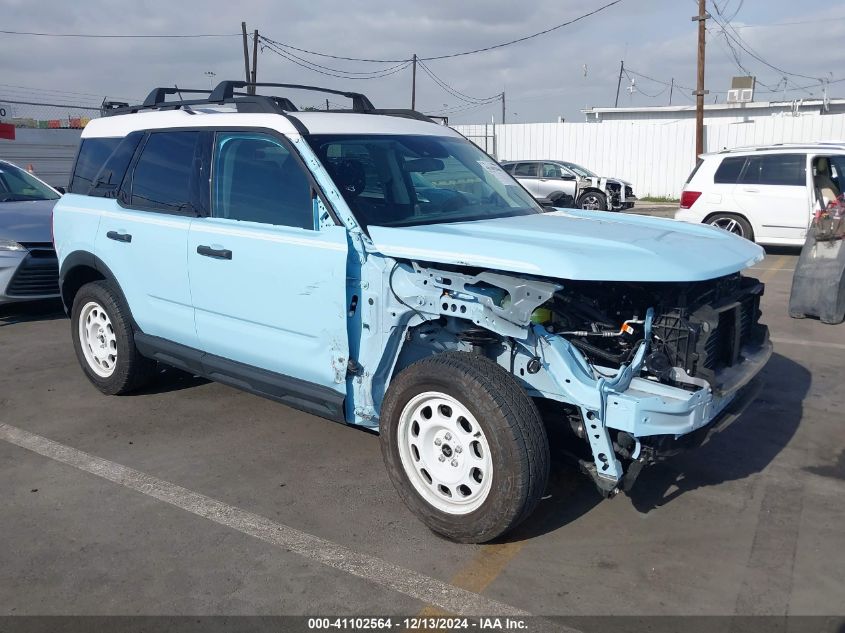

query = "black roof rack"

[
  {"left": 102, "top": 80, "right": 436, "bottom": 127},
  {"left": 209, "top": 81, "right": 377, "bottom": 113}
]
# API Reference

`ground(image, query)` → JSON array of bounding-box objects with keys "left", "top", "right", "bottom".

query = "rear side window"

[
  {"left": 714, "top": 156, "right": 745, "bottom": 184},
  {"left": 69, "top": 138, "right": 122, "bottom": 194},
  {"left": 514, "top": 163, "right": 538, "bottom": 177},
  {"left": 130, "top": 131, "right": 200, "bottom": 213},
  {"left": 89, "top": 132, "right": 144, "bottom": 198},
  {"left": 741, "top": 154, "right": 806, "bottom": 186}
]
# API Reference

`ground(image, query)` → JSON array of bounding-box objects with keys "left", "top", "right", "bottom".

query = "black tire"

[
  {"left": 71, "top": 280, "right": 156, "bottom": 395},
  {"left": 706, "top": 213, "right": 755, "bottom": 241},
  {"left": 380, "top": 351, "right": 550, "bottom": 543},
  {"left": 577, "top": 190, "right": 607, "bottom": 211}
]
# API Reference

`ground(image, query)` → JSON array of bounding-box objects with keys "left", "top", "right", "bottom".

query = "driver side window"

[
  {"left": 212, "top": 132, "right": 314, "bottom": 229},
  {"left": 542, "top": 163, "right": 563, "bottom": 179}
]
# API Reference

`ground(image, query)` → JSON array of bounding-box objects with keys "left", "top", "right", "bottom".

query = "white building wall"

[{"left": 455, "top": 114, "right": 845, "bottom": 198}]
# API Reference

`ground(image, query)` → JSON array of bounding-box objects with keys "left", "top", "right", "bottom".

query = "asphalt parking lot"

[{"left": 1, "top": 229, "right": 844, "bottom": 620}]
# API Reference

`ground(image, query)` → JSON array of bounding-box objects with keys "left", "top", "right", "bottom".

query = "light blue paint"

[
  {"left": 368, "top": 209, "right": 765, "bottom": 282},
  {"left": 54, "top": 129, "right": 772, "bottom": 492}
]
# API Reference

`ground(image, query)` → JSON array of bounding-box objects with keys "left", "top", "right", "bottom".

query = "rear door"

[
  {"left": 512, "top": 162, "right": 540, "bottom": 195},
  {"left": 188, "top": 130, "right": 349, "bottom": 397},
  {"left": 732, "top": 153, "right": 810, "bottom": 242},
  {"left": 94, "top": 130, "right": 200, "bottom": 349}
]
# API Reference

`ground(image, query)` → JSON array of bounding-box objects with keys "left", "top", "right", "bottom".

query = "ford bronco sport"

[{"left": 53, "top": 82, "right": 772, "bottom": 543}]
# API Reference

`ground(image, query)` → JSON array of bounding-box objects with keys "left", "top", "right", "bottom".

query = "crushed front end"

[
  {"left": 363, "top": 259, "right": 771, "bottom": 499},
  {"left": 524, "top": 273, "right": 771, "bottom": 495}
]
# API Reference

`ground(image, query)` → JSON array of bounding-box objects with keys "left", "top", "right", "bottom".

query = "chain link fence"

[{"left": 0, "top": 99, "right": 105, "bottom": 129}]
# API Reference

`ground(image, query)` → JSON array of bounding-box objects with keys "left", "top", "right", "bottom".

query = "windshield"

[
  {"left": 0, "top": 162, "right": 60, "bottom": 202},
  {"left": 308, "top": 134, "right": 542, "bottom": 229},
  {"left": 561, "top": 161, "right": 597, "bottom": 179}
]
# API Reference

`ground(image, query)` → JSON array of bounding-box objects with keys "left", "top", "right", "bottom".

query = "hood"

[
  {"left": 367, "top": 209, "right": 765, "bottom": 282},
  {"left": 0, "top": 199, "right": 57, "bottom": 244}
]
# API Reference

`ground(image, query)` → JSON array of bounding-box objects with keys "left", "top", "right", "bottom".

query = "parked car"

[
  {"left": 501, "top": 159, "right": 636, "bottom": 211},
  {"left": 0, "top": 160, "right": 62, "bottom": 305},
  {"left": 53, "top": 81, "right": 770, "bottom": 543},
  {"left": 674, "top": 143, "right": 845, "bottom": 245}
]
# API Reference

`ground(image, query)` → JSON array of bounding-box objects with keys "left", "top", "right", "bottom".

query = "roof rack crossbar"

[
  {"left": 142, "top": 87, "right": 214, "bottom": 108},
  {"left": 209, "top": 81, "right": 375, "bottom": 112}
]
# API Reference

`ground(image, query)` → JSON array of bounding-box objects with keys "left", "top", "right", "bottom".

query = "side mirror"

[
  {"left": 561, "top": 173, "right": 576, "bottom": 181},
  {"left": 54, "top": 186, "right": 66, "bottom": 194}
]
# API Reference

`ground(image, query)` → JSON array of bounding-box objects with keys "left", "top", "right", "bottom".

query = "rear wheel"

[
  {"left": 707, "top": 213, "right": 754, "bottom": 241},
  {"left": 380, "top": 352, "right": 549, "bottom": 543},
  {"left": 71, "top": 280, "right": 156, "bottom": 395},
  {"left": 577, "top": 191, "right": 607, "bottom": 211}
]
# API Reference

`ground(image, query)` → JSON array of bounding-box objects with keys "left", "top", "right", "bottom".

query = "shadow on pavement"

[
  {"left": 0, "top": 298, "right": 66, "bottom": 326},
  {"left": 627, "top": 352, "right": 808, "bottom": 512},
  {"left": 763, "top": 245, "right": 802, "bottom": 256},
  {"left": 509, "top": 352, "right": 808, "bottom": 539},
  {"left": 132, "top": 366, "right": 211, "bottom": 395}
]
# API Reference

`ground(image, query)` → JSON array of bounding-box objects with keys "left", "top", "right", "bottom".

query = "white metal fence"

[{"left": 455, "top": 114, "right": 845, "bottom": 199}]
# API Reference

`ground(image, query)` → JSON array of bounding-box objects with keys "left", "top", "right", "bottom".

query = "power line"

[
  {"left": 260, "top": 0, "right": 625, "bottom": 65},
  {"left": 0, "top": 29, "right": 239, "bottom": 38},
  {"left": 419, "top": 0, "right": 624, "bottom": 61},
  {"left": 260, "top": 39, "right": 412, "bottom": 80},
  {"left": 259, "top": 37, "right": 410, "bottom": 77},
  {"left": 417, "top": 60, "right": 501, "bottom": 104},
  {"left": 732, "top": 16, "right": 845, "bottom": 29},
  {"left": 708, "top": 5, "right": 822, "bottom": 83}
]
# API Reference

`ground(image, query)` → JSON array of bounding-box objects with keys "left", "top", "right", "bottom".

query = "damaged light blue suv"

[{"left": 52, "top": 82, "right": 771, "bottom": 543}]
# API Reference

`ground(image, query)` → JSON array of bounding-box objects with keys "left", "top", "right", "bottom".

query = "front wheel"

[
  {"left": 380, "top": 352, "right": 549, "bottom": 543},
  {"left": 577, "top": 191, "right": 607, "bottom": 211}
]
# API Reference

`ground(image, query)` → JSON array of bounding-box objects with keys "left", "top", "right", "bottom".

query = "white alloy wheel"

[
  {"left": 396, "top": 391, "right": 494, "bottom": 515},
  {"left": 709, "top": 216, "right": 745, "bottom": 237},
  {"left": 78, "top": 300, "right": 118, "bottom": 377}
]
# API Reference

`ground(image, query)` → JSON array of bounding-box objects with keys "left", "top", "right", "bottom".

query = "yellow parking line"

[
  {"left": 416, "top": 542, "right": 524, "bottom": 617},
  {"left": 756, "top": 255, "right": 790, "bottom": 283}
]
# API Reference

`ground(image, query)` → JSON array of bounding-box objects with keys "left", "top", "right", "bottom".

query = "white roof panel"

[{"left": 82, "top": 109, "right": 460, "bottom": 139}]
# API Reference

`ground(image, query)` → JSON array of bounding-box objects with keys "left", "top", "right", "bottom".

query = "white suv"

[{"left": 674, "top": 143, "right": 845, "bottom": 246}]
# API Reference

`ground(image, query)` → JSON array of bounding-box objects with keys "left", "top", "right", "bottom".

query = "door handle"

[
  {"left": 106, "top": 230, "right": 132, "bottom": 243},
  {"left": 197, "top": 244, "right": 232, "bottom": 260},
  {"left": 742, "top": 187, "right": 760, "bottom": 193}
]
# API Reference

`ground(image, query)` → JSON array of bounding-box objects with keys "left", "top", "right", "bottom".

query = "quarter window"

[
  {"left": 741, "top": 154, "right": 806, "bottom": 186},
  {"left": 70, "top": 138, "right": 122, "bottom": 194},
  {"left": 542, "top": 163, "right": 563, "bottom": 178},
  {"left": 713, "top": 156, "right": 745, "bottom": 184},
  {"left": 212, "top": 132, "right": 314, "bottom": 229},
  {"left": 130, "top": 132, "right": 199, "bottom": 213}
]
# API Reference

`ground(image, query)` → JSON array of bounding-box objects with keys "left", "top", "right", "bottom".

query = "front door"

[
  {"left": 537, "top": 162, "right": 577, "bottom": 201},
  {"left": 188, "top": 131, "right": 349, "bottom": 395}
]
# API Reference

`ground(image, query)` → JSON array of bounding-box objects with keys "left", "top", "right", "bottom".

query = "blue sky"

[{"left": 1, "top": 0, "right": 843, "bottom": 123}]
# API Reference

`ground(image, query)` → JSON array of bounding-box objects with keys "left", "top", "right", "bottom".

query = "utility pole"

[
  {"left": 669, "top": 78, "right": 674, "bottom": 105},
  {"left": 692, "top": 0, "right": 709, "bottom": 158},
  {"left": 614, "top": 60, "right": 624, "bottom": 107},
  {"left": 241, "top": 22, "right": 251, "bottom": 88},
  {"left": 411, "top": 54, "right": 417, "bottom": 110},
  {"left": 501, "top": 91, "right": 506, "bottom": 124},
  {"left": 251, "top": 29, "right": 259, "bottom": 95},
  {"left": 326, "top": 99, "right": 330, "bottom": 111}
]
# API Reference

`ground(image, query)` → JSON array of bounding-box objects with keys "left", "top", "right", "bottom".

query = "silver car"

[
  {"left": 502, "top": 159, "right": 636, "bottom": 211},
  {"left": 0, "top": 160, "right": 62, "bottom": 305}
]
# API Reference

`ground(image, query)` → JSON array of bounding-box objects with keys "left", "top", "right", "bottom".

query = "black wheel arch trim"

[{"left": 59, "top": 251, "right": 135, "bottom": 327}]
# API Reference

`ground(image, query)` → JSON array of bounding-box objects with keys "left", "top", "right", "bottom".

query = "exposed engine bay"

[{"left": 532, "top": 273, "right": 767, "bottom": 393}]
